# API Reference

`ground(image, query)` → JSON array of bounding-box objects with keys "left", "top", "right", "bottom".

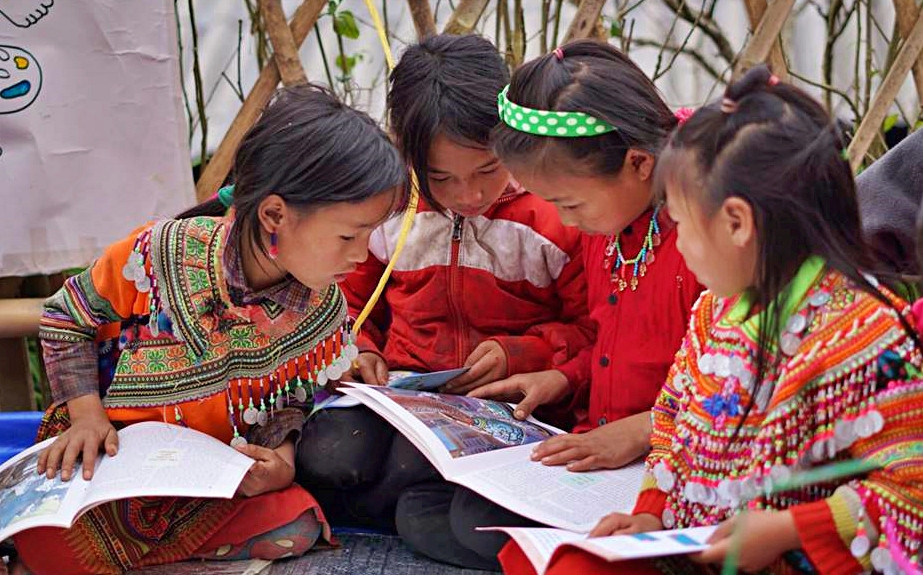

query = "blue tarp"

[{"left": 0, "top": 411, "right": 42, "bottom": 465}]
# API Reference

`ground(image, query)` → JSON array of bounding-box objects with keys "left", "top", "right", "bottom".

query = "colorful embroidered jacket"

[
  {"left": 341, "top": 184, "right": 594, "bottom": 377},
  {"left": 633, "top": 257, "right": 923, "bottom": 574},
  {"left": 40, "top": 216, "right": 354, "bottom": 447}
]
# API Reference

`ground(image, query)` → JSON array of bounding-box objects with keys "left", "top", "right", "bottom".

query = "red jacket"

[
  {"left": 556, "top": 208, "right": 703, "bottom": 433},
  {"left": 341, "top": 186, "right": 594, "bottom": 377}
]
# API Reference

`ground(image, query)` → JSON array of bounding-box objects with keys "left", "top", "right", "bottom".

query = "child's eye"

[
  {"left": 430, "top": 176, "right": 451, "bottom": 183},
  {"left": 339, "top": 235, "right": 356, "bottom": 242},
  {"left": 478, "top": 166, "right": 499, "bottom": 175},
  {"left": 561, "top": 205, "right": 580, "bottom": 211}
]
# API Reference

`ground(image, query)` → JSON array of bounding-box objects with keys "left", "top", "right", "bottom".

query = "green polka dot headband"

[{"left": 497, "top": 85, "right": 617, "bottom": 137}]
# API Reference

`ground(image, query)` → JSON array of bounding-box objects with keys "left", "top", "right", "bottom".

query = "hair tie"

[
  {"left": 768, "top": 74, "right": 780, "bottom": 86},
  {"left": 553, "top": 47, "right": 564, "bottom": 61},
  {"left": 720, "top": 98, "right": 739, "bottom": 114}
]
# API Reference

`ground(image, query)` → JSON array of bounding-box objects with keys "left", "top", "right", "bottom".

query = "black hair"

[
  {"left": 492, "top": 39, "right": 677, "bottom": 177},
  {"left": 655, "top": 65, "right": 921, "bottom": 428},
  {"left": 175, "top": 197, "right": 226, "bottom": 219},
  {"left": 179, "top": 83, "right": 407, "bottom": 256},
  {"left": 387, "top": 34, "right": 508, "bottom": 211}
]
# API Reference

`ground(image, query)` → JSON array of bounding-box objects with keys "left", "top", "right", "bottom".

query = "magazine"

[
  {"left": 314, "top": 367, "right": 470, "bottom": 410},
  {"left": 338, "top": 383, "right": 644, "bottom": 532},
  {"left": 0, "top": 421, "right": 254, "bottom": 542},
  {"left": 480, "top": 525, "right": 717, "bottom": 574}
]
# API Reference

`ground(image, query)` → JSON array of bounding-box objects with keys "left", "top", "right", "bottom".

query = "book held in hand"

[
  {"left": 481, "top": 525, "right": 718, "bottom": 574},
  {"left": 0, "top": 421, "right": 254, "bottom": 541},
  {"left": 338, "top": 382, "right": 644, "bottom": 532}
]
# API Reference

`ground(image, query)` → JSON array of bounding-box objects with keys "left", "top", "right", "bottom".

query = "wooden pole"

[
  {"left": 407, "top": 0, "right": 437, "bottom": 39},
  {"left": 563, "top": 0, "right": 606, "bottom": 42},
  {"left": 261, "top": 0, "right": 308, "bottom": 86},
  {"left": 849, "top": 9, "right": 923, "bottom": 170},
  {"left": 893, "top": 0, "right": 923, "bottom": 113},
  {"left": 442, "top": 0, "right": 490, "bottom": 35},
  {"left": 733, "top": 0, "right": 795, "bottom": 80},
  {"left": 744, "top": 0, "right": 788, "bottom": 82},
  {"left": 194, "top": 0, "right": 326, "bottom": 202}
]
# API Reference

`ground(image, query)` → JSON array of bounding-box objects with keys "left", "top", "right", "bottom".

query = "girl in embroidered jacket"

[
  {"left": 11, "top": 84, "right": 407, "bottom": 575},
  {"left": 500, "top": 66, "right": 923, "bottom": 575}
]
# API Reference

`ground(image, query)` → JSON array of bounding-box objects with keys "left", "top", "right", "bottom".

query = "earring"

[{"left": 269, "top": 232, "right": 278, "bottom": 259}]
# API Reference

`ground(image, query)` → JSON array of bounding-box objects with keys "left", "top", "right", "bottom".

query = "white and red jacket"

[{"left": 341, "top": 185, "right": 594, "bottom": 377}]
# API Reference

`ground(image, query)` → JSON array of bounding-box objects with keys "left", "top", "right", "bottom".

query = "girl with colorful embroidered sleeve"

[
  {"left": 500, "top": 65, "right": 923, "bottom": 575},
  {"left": 11, "top": 84, "right": 407, "bottom": 575}
]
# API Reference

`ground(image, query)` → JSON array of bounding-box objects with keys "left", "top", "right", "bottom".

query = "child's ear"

[
  {"left": 625, "top": 149, "right": 656, "bottom": 181},
  {"left": 257, "top": 194, "right": 287, "bottom": 234},
  {"left": 720, "top": 197, "right": 755, "bottom": 248}
]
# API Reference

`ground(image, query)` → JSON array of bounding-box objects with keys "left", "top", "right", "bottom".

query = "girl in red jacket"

[{"left": 295, "top": 34, "right": 593, "bottom": 566}]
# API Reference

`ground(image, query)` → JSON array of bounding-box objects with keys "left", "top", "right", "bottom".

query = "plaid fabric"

[{"left": 222, "top": 221, "right": 314, "bottom": 314}]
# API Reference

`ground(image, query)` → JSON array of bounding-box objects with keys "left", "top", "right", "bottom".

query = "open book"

[
  {"left": 338, "top": 383, "right": 644, "bottom": 532},
  {"left": 0, "top": 421, "right": 253, "bottom": 542},
  {"left": 314, "top": 368, "right": 471, "bottom": 411},
  {"left": 483, "top": 525, "right": 718, "bottom": 574}
]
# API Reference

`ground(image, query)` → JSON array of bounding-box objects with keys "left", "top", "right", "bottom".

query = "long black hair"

[
  {"left": 656, "top": 65, "right": 920, "bottom": 418},
  {"left": 178, "top": 83, "right": 407, "bottom": 257},
  {"left": 387, "top": 34, "right": 508, "bottom": 211},
  {"left": 492, "top": 39, "right": 677, "bottom": 176}
]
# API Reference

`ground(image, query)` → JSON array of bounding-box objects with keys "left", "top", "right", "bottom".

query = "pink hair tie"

[
  {"left": 553, "top": 47, "right": 564, "bottom": 61},
  {"left": 720, "top": 98, "right": 739, "bottom": 114},
  {"left": 768, "top": 74, "right": 780, "bottom": 86},
  {"left": 674, "top": 107, "right": 695, "bottom": 126}
]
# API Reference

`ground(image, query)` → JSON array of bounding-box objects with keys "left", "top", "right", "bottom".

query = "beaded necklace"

[{"left": 603, "top": 204, "right": 662, "bottom": 292}]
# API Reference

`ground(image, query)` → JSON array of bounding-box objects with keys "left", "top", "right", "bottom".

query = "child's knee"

[{"left": 296, "top": 407, "right": 394, "bottom": 488}]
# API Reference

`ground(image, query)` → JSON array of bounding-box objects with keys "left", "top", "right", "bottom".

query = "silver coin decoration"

[
  {"left": 230, "top": 436, "right": 248, "bottom": 448},
  {"left": 257, "top": 411, "right": 269, "bottom": 427},
  {"left": 242, "top": 407, "right": 259, "bottom": 425},
  {"left": 295, "top": 386, "right": 308, "bottom": 403}
]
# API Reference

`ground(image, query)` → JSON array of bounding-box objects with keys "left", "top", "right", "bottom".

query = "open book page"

[
  {"left": 0, "top": 437, "right": 93, "bottom": 541},
  {"left": 488, "top": 525, "right": 718, "bottom": 575},
  {"left": 314, "top": 368, "right": 472, "bottom": 410},
  {"left": 79, "top": 422, "right": 254, "bottom": 512},
  {"left": 339, "top": 384, "right": 562, "bottom": 473},
  {"left": 339, "top": 383, "right": 643, "bottom": 531},
  {"left": 456, "top": 452, "right": 643, "bottom": 531}
]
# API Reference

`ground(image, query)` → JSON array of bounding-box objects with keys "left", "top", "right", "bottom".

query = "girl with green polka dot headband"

[{"left": 497, "top": 84, "right": 617, "bottom": 137}]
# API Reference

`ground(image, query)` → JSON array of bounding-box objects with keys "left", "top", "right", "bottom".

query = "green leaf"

[
  {"left": 335, "top": 53, "right": 357, "bottom": 75},
  {"left": 333, "top": 10, "right": 360, "bottom": 40},
  {"left": 882, "top": 113, "right": 899, "bottom": 133},
  {"left": 914, "top": 119, "right": 923, "bottom": 131},
  {"left": 609, "top": 19, "right": 622, "bottom": 38}
]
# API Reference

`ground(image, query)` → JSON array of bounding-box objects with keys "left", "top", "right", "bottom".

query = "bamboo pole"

[
  {"left": 849, "top": 9, "right": 923, "bottom": 170},
  {"left": 893, "top": 0, "right": 923, "bottom": 113},
  {"left": 194, "top": 0, "right": 326, "bottom": 202},
  {"left": 733, "top": 0, "right": 795, "bottom": 80},
  {"left": 261, "top": 0, "right": 308, "bottom": 86},
  {"left": 563, "top": 0, "right": 606, "bottom": 42},
  {"left": 443, "top": 0, "right": 490, "bottom": 35},
  {"left": 407, "top": 0, "right": 437, "bottom": 39},
  {"left": 744, "top": 0, "right": 788, "bottom": 82}
]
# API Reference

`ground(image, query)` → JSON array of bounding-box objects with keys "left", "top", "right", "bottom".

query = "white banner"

[{"left": 0, "top": 0, "right": 195, "bottom": 276}]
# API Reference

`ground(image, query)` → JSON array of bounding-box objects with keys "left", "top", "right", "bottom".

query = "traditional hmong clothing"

[
  {"left": 14, "top": 216, "right": 355, "bottom": 574},
  {"left": 501, "top": 257, "right": 923, "bottom": 575}
]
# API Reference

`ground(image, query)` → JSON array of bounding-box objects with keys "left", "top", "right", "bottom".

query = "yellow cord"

[{"left": 352, "top": 0, "right": 420, "bottom": 336}]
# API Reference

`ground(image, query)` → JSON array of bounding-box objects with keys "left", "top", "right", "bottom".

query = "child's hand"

[
  {"left": 341, "top": 352, "right": 388, "bottom": 385},
  {"left": 590, "top": 512, "right": 663, "bottom": 537},
  {"left": 443, "top": 341, "right": 507, "bottom": 394},
  {"left": 235, "top": 443, "right": 296, "bottom": 497},
  {"left": 694, "top": 511, "right": 800, "bottom": 572},
  {"left": 468, "top": 369, "right": 570, "bottom": 419},
  {"left": 37, "top": 395, "right": 118, "bottom": 481},
  {"left": 530, "top": 412, "right": 651, "bottom": 471}
]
